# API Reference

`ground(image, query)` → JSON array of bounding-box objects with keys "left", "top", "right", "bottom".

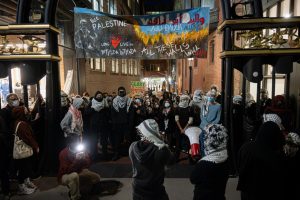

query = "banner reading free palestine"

[{"left": 74, "top": 7, "right": 210, "bottom": 59}]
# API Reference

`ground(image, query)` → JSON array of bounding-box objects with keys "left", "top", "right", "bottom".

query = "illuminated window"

[
  {"left": 93, "top": 0, "right": 99, "bottom": 11},
  {"left": 109, "top": 0, "right": 117, "bottom": 14},
  {"left": 134, "top": 60, "right": 138, "bottom": 75},
  {"left": 121, "top": 59, "right": 127, "bottom": 75},
  {"left": 90, "top": 58, "right": 106, "bottom": 72},
  {"left": 111, "top": 59, "right": 119, "bottom": 73}
]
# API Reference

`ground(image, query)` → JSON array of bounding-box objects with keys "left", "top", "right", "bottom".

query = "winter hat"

[
  {"left": 263, "top": 113, "right": 284, "bottom": 130},
  {"left": 204, "top": 124, "right": 228, "bottom": 155},
  {"left": 136, "top": 119, "right": 167, "bottom": 149}
]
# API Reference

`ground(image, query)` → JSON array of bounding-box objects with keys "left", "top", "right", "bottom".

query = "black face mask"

[
  {"left": 119, "top": 90, "right": 126, "bottom": 97},
  {"left": 95, "top": 97, "right": 103, "bottom": 102}
]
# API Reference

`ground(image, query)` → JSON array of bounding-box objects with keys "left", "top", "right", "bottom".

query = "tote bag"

[{"left": 13, "top": 122, "right": 33, "bottom": 159}]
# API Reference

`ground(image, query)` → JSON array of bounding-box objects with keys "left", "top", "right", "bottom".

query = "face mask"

[
  {"left": 146, "top": 101, "right": 151, "bottom": 106},
  {"left": 12, "top": 100, "right": 19, "bottom": 107},
  {"left": 119, "top": 90, "right": 126, "bottom": 97},
  {"left": 164, "top": 102, "right": 170, "bottom": 108},
  {"left": 155, "top": 104, "right": 159, "bottom": 108},
  {"left": 207, "top": 97, "right": 215, "bottom": 102}
]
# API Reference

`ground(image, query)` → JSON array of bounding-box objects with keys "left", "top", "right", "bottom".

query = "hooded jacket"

[
  {"left": 237, "top": 121, "right": 286, "bottom": 200},
  {"left": 129, "top": 141, "right": 175, "bottom": 199}
]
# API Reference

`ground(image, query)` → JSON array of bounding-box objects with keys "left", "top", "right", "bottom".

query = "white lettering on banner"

[
  {"left": 150, "top": 24, "right": 183, "bottom": 33},
  {"left": 91, "top": 20, "right": 128, "bottom": 30},
  {"left": 100, "top": 48, "right": 137, "bottom": 56},
  {"left": 141, "top": 48, "right": 155, "bottom": 56}
]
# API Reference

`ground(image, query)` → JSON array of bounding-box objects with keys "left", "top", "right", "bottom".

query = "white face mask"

[
  {"left": 164, "top": 102, "right": 170, "bottom": 108},
  {"left": 12, "top": 100, "right": 19, "bottom": 107}
]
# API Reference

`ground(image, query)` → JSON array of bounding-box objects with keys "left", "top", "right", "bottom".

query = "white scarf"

[
  {"left": 91, "top": 98, "right": 106, "bottom": 112},
  {"left": 112, "top": 96, "right": 131, "bottom": 112},
  {"left": 201, "top": 149, "right": 228, "bottom": 163}
]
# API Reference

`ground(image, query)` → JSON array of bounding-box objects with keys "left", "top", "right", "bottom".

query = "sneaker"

[
  {"left": 18, "top": 184, "right": 35, "bottom": 195},
  {"left": 25, "top": 178, "right": 37, "bottom": 190}
]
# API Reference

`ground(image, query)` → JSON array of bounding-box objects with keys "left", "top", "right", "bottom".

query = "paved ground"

[
  {"left": 6, "top": 153, "right": 241, "bottom": 200},
  {"left": 9, "top": 177, "right": 240, "bottom": 200}
]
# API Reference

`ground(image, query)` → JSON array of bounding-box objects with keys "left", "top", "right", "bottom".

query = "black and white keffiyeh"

[
  {"left": 201, "top": 124, "right": 228, "bottom": 163},
  {"left": 263, "top": 113, "right": 284, "bottom": 130},
  {"left": 112, "top": 96, "right": 131, "bottom": 112},
  {"left": 91, "top": 98, "right": 107, "bottom": 112},
  {"left": 136, "top": 119, "right": 168, "bottom": 150}
]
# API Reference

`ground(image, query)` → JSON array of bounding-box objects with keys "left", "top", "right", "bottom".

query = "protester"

[
  {"left": 60, "top": 97, "right": 84, "bottom": 143},
  {"left": 174, "top": 94, "right": 193, "bottom": 162},
  {"left": 129, "top": 119, "right": 175, "bottom": 200},
  {"left": 57, "top": 136, "right": 101, "bottom": 200},
  {"left": 158, "top": 99, "right": 176, "bottom": 147},
  {"left": 111, "top": 87, "right": 132, "bottom": 161},
  {"left": 12, "top": 106, "right": 39, "bottom": 195},
  {"left": 190, "top": 124, "right": 229, "bottom": 200},
  {"left": 284, "top": 131, "right": 300, "bottom": 200},
  {"left": 199, "top": 90, "right": 221, "bottom": 156},
  {"left": 200, "top": 90, "right": 221, "bottom": 129},
  {"left": 242, "top": 101, "right": 261, "bottom": 143},
  {"left": 0, "top": 115, "right": 10, "bottom": 199},
  {"left": 189, "top": 89, "right": 204, "bottom": 126},
  {"left": 237, "top": 121, "right": 286, "bottom": 200},
  {"left": 130, "top": 97, "right": 146, "bottom": 142},
  {"left": 84, "top": 91, "right": 110, "bottom": 160}
]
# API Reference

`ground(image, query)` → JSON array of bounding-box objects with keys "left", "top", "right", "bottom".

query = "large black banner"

[{"left": 74, "top": 7, "right": 210, "bottom": 59}]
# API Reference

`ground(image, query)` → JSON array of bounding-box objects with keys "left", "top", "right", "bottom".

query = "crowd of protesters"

[{"left": 0, "top": 85, "right": 299, "bottom": 200}]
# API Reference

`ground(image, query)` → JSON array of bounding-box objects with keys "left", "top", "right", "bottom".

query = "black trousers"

[
  {"left": 111, "top": 123, "right": 127, "bottom": 155},
  {"left": 15, "top": 156, "right": 33, "bottom": 184}
]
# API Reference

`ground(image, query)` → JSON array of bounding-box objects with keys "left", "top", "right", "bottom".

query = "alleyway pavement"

[{"left": 8, "top": 154, "right": 241, "bottom": 200}]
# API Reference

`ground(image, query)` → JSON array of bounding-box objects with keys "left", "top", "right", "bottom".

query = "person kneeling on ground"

[
  {"left": 129, "top": 119, "right": 176, "bottom": 200},
  {"left": 57, "top": 136, "right": 101, "bottom": 200}
]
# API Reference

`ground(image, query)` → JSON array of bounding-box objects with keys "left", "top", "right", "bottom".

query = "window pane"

[
  {"left": 101, "top": 59, "right": 106, "bottom": 72},
  {"left": 93, "top": 0, "right": 99, "bottom": 11},
  {"left": 267, "top": 78, "right": 285, "bottom": 96},
  {"left": 100, "top": 0, "right": 104, "bottom": 11},
  {"left": 95, "top": 58, "right": 101, "bottom": 70},
  {"left": 90, "top": 59, "right": 94, "bottom": 69},
  {"left": 280, "top": 0, "right": 290, "bottom": 17}
]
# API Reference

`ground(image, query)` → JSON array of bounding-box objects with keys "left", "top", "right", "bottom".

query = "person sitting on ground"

[
  {"left": 57, "top": 136, "right": 100, "bottom": 200},
  {"left": 190, "top": 124, "right": 229, "bottom": 200},
  {"left": 129, "top": 119, "right": 176, "bottom": 200}
]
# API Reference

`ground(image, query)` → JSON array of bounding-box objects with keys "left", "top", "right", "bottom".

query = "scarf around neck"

[
  {"left": 113, "top": 96, "right": 131, "bottom": 112},
  {"left": 91, "top": 98, "right": 106, "bottom": 112},
  {"left": 201, "top": 149, "right": 228, "bottom": 163},
  {"left": 69, "top": 105, "right": 83, "bottom": 134}
]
